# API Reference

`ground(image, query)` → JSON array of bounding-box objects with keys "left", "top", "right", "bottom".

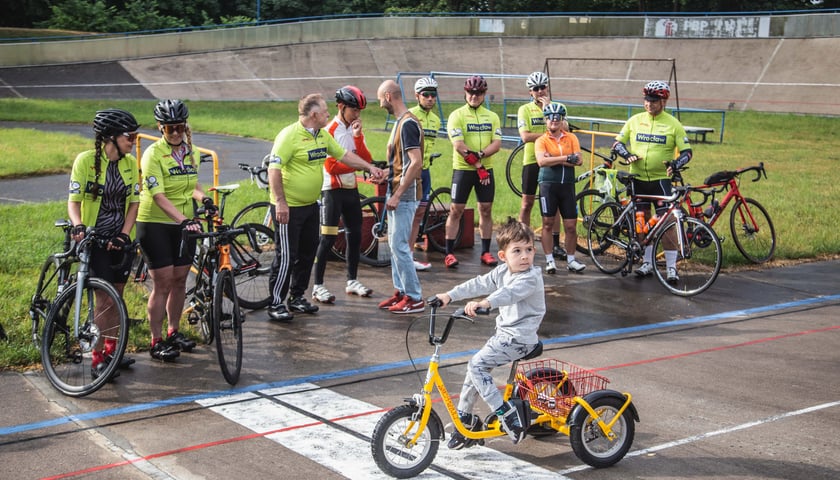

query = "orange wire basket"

[{"left": 515, "top": 359, "right": 610, "bottom": 417}]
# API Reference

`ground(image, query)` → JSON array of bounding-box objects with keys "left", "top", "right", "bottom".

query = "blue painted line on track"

[{"left": 3, "top": 293, "right": 838, "bottom": 436}]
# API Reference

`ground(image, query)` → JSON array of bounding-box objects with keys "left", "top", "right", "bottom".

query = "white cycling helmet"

[
  {"left": 526, "top": 71, "right": 549, "bottom": 89},
  {"left": 414, "top": 77, "right": 439, "bottom": 93}
]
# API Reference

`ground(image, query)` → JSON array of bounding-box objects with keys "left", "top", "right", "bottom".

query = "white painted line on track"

[{"left": 198, "top": 383, "right": 568, "bottom": 480}]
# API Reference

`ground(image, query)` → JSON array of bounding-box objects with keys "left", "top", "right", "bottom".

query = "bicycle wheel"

[
  {"left": 31, "top": 255, "right": 73, "bottom": 346},
  {"left": 40, "top": 278, "right": 129, "bottom": 397},
  {"left": 356, "top": 196, "right": 391, "bottom": 267},
  {"left": 729, "top": 197, "right": 776, "bottom": 263},
  {"left": 652, "top": 216, "right": 722, "bottom": 297},
  {"left": 423, "top": 187, "right": 464, "bottom": 253},
  {"left": 587, "top": 202, "right": 631, "bottom": 274},
  {"left": 569, "top": 395, "right": 635, "bottom": 468},
  {"left": 371, "top": 404, "right": 442, "bottom": 478},
  {"left": 331, "top": 196, "right": 381, "bottom": 265},
  {"left": 231, "top": 201, "right": 272, "bottom": 229},
  {"left": 213, "top": 269, "right": 243, "bottom": 385},
  {"left": 230, "top": 223, "right": 275, "bottom": 310},
  {"left": 505, "top": 143, "right": 526, "bottom": 197},
  {"left": 574, "top": 189, "right": 608, "bottom": 256}
]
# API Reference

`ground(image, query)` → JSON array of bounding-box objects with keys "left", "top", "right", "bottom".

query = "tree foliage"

[{"left": 5, "top": 0, "right": 838, "bottom": 31}]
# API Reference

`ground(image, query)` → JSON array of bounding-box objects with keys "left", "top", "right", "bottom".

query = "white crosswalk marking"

[{"left": 197, "top": 383, "right": 568, "bottom": 479}]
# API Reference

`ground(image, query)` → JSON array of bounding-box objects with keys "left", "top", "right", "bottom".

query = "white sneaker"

[
  {"left": 636, "top": 262, "right": 654, "bottom": 277},
  {"left": 567, "top": 259, "right": 586, "bottom": 273},
  {"left": 414, "top": 259, "right": 431, "bottom": 271},
  {"left": 311, "top": 284, "right": 335, "bottom": 304},
  {"left": 666, "top": 267, "right": 680, "bottom": 283},
  {"left": 545, "top": 260, "right": 557, "bottom": 274},
  {"left": 345, "top": 279, "right": 373, "bottom": 297}
]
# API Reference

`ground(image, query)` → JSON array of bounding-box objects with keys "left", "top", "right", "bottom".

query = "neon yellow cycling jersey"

[
  {"left": 138, "top": 138, "right": 202, "bottom": 224},
  {"left": 517, "top": 102, "right": 546, "bottom": 166},
  {"left": 268, "top": 121, "right": 346, "bottom": 207},
  {"left": 447, "top": 104, "right": 502, "bottom": 170},
  {"left": 409, "top": 105, "right": 441, "bottom": 170},
  {"left": 69, "top": 149, "right": 140, "bottom": 226},
  {"left": 615, "top": 111, "right": 690, "bottom": 181}
]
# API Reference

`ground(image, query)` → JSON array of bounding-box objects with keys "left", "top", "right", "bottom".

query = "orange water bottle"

[
  {"left": 647, "top": 215, "right": 659, "bottom": 231},
  {"left": 635, "top": 211, "right": 647, "bottom": 234}
]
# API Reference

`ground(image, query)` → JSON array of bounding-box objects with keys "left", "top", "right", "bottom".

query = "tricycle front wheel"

[
  {"left": 569, "top": 395, "right": 635, "bottom": 468},
  {"left": 371, "top": 404, "right": 442, "bottom": 478}
]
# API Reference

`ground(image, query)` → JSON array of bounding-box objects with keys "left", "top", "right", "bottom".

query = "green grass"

[{"left": 1, "top": 99, "right": 839, "bottom": 369}]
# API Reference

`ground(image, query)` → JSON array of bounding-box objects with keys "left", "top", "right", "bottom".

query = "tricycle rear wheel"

[{"left": 569, "top": 395, "right": 635, "bottom": 468}]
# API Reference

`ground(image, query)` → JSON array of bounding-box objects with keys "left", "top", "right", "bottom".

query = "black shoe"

[
  {"left": 552, "top": 245, "right": 567, "bottom": 260},
  {"left": 108, "top": 353, "right": 135, "bottom": 369},
  {"left": 288, "top": 296, "right": 319, "bottom": 314},
  {"left": 150, "top": 341, "right": 180, "bottom": 362},
  {"left": 498, "top": 401, "right": 526, "bottom": 444},
  {"left": 167, "top": 331, "right": 196, "bottom": 352},
  {"left": 447, "top": 413, "right": 483, "bottom": 450},
  {"left": 91, "top": 357, "right": 120, "bottom": 381},
  {"left": 268, "top": 304, "right": 293, "bottom": 321}
]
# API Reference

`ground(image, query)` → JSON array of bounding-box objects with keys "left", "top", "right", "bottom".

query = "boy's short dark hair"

[{"left": 496, "top": 217, "right": 534, "bottom": 251}]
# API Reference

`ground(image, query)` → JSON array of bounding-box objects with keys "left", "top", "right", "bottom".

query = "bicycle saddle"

[
  {"left": 616, "top": 170, "right": 637, "bottom": 185},
  {"left": 521, "top": 341, "right": 544, "bottom": 360},
  {"left": 703, "top": 171, "right": 736, "bottom": 186}
]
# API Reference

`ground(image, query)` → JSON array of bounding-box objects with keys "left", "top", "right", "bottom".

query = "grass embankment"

[{"left": 0, "top": 99, "right": 838, "bottom": 369}]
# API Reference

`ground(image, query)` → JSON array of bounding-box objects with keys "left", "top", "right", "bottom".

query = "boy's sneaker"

[
  {"left": 414, "top": 259, "right": 432, "bottom": 271},
  {"left": 636, "top": 262, "right": 654, "bottom": 277},
  {"left": 497, "top": 401, "right": 526, "bottom": 444},
  {"left": 167, "top": 331, "right": 195, "bottom": 352},
  {"left": 545, "top": 260, "right": 557, "bottom": 274},
  {"left": 480, "top": 252, "right": 498, "bottom": 266},
  {"left": 666, "top": 267, "right": 680, "bottom": 283},
  {"left": 388, "top": 296, "right": 425, "bottom": 314},
  {"left": 288, "top": 296, "right": 319, "bottom": 314},
  {"left": 267, "top": 304, "right": 293, "bottom": 321},
  {"left": 552, "top": 245, "right": 567, "bottom": 260},
  {"left": 311, "top": 284, "right": 335, "bottom": 304},
  {"left": 448, "top": 413, "right": 483, "bottom": 450},
  {"left": 378, "top": 290, "right": 403, "bottom": 309},
  {"left": 150, "top": 341, "right": 180, "bottom": 362},
  {"left": 345, "top": 279, "right": 373, "bottom": 297},
  {"left": 444, "top": 253, "right": 459, "bottom": 268},
  {"left": 567, "top": 259, "right": 586, "bottom": 273}
]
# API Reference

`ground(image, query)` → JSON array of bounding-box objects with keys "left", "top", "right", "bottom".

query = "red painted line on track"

[{"left": 42, "top": 324, "right": 839, "bottom": 479}]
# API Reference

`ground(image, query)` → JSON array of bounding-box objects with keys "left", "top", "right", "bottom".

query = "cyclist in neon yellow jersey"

[
  {"left": 408, "top": 77, "right": 441, "bottom": 271},
  {"left": 612, "top": 80, "right": 693, "bottom": 283},
  {"left": 445, "top": 75, "right": 503, "bottom": 269}
]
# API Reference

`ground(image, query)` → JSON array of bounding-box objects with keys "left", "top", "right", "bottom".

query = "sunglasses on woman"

[
  {"left": 163, "top": 124, "right": 186, "bottom": 134},
  {"left": 121, "top": 132, "right": 138, "bottom": 141}
]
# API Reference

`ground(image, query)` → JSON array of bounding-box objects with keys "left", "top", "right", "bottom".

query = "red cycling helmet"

[
  {"left": 335, "top": 85, "right": 367, "bottom": 110},
  {"left": 643, "top": 80, "right": 670, "bottom": 100},
  {"left": 464, "top": 75, "right": 488, "bottom": 93}
]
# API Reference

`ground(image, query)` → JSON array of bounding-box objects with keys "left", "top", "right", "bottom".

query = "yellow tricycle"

[{"left": 370, "top": 298, "right": 639, "bottom": 478}]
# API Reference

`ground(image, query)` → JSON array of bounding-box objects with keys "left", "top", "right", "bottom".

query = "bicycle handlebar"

[
  {"left": 425, "top": 297, "right": 490, "bottom": 346},
  {"left": 737, "top": 162, "right": 767, "bottom": 182},
  {"left": 238, "top": 162, "right": 269, "bottom": 186}
]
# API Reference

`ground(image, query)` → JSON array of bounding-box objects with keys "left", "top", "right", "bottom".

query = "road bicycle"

[
  {"left": 371, "top": 298, "right": 637, "bottom": 478},
  {"left": 29, "top": 219, "right": 76, "bottom": 348},
  {"left": 181, "top": 201, "right": 260, "bottom": 385},
  {"left": 39, "top": 226, "right": 131, "bottom": 397},
  {"left": 586, "top": 166, "right": 723, "bottom": 297},
  {"left": 675, "top": 162, "right": 776, "bottom": 263},
  {"left": 232, "top": 156, "right": 464, "bottom": 267}
]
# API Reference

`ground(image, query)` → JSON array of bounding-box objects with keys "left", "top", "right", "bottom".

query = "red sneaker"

[
  {"left": 378, "top": 290, "right": 403, "bottom": 309},
  {"left": 444, "top": 253, "right": 459, "bottom": 268},
  {"left": 480, "top": 252, "right": 499, "bottom": 266},
  {"left": 388, "top": 296, "right": 425, "bottom": 314}
]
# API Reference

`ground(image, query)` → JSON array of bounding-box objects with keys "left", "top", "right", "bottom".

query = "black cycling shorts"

[
  {"left": 136, "top": 222, "right": 196, "bottom": 270},
  {"left": 521, "top": 163, "right": 539, "bottom": 196},
  {"left": 633, "top": 178, "right": 672, "bottom": 215},
  {"left": 451, "top": 169, "right": 495, "bottom": 204},
  {"left": 88, "top": 243, "right": 135, "bottom": 285},
  {"left": 538, "top": 182, "right": 577, "bottom": 219}
]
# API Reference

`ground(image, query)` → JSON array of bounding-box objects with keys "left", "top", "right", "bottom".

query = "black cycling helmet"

[
  {"left": 335, "top": 85, "right": 367, "bottom": 110},
  {"left": 93, "top": 109, "right": 139, "bottom": 136},
  {"left": 153, "top": 99, "right": 189, "bottom": 124}
]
